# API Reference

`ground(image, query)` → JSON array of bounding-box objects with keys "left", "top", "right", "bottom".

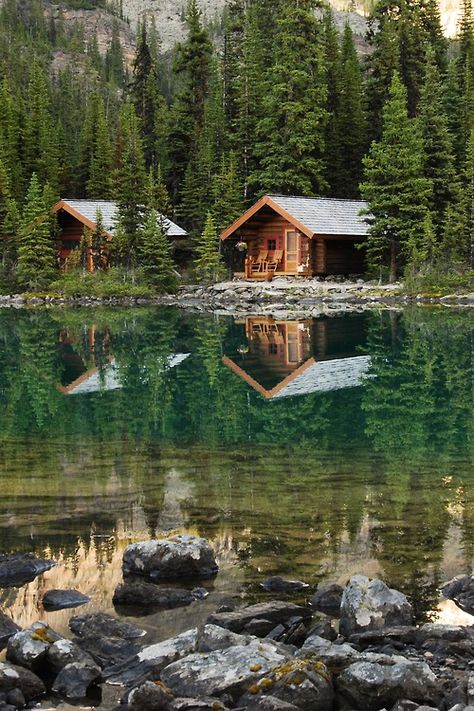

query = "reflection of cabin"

[
  {"left": 52, "top": 199, "right": 188, "bottom": 271},
  {"left": 223, "top": 316, "right": 370, "bottom": 399},
  {"left": 220, "top": 195, "right": 369, "bottom": 279}
]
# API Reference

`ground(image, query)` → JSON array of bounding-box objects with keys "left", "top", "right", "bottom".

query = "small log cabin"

[
  {"left": 222, "top": 316, "right": 370, "bottom": 399},
  {"left": 52, "top": 199, "right": 188, "bottom": 271},
  {"left": 220, "top": 195, "right": 369, "bottom": 278}
]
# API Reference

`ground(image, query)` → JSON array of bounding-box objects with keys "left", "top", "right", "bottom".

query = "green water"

[{"left": 0, "top": 305, "right": 473, "bottom": 639}]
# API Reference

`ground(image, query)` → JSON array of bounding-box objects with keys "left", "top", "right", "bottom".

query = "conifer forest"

[{"left": 1, "top": 0, "right": 474, "bottom": 291}]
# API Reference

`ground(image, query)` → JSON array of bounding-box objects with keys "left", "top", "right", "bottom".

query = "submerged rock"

[
  {"left": 70, "top": 612, "right": 146, "bottom": 640},
  {"left": 207, "top": 601, "right": 312, "bottom": 634},
  {"left": 0, "top": 612, "right": 21, "bottom": 650},
  {"left": 7, "top": 621, "right": 61, "bottom": 670},
  {"left": 340, "top": 576, "right": 413, "bottom": 637},
  {"left": 51, "top": 660, "right": 101, "bottom": 699},
  {"left": 122, "top": 535, "right": 218, "bottom": 581},
  {"left": 311, "top": 583, "right": 344, "bottom": 617},
  {"left": 42, "top": 588, "right": 91, "bottom": 611},
  {"left": 113, "top": 580, "right": 208, "bottom": 609},
  {"left": 0, "top": 553, "right": 55, "bottom": 588},
  {"left": 441, "top": 575, "right": 474, "bottom": 615},
  {"left": 261, "top": 576, "right": 309, "bottom": 593},
  {"left": 0, "top": 660, "right": 45, "bottom": 701}
]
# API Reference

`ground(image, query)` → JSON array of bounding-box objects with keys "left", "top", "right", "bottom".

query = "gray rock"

[
  {"left": 6, "top": 687, "right": 25, "bottom": 707},
  {"left": 197, "top": 624, "right": 252, "bottom": 652},
  {"left": 311, "top": 583, "right": 344, "bottom": 617},
  {"left": 47, "top": 638, "right": 97, "bottom": 673},
  {"left": 244, "top": 696, "right": 300, "bottom": 711},
  {"left": 104, "top": 628, "right": 199, "bottom": 686},
  {"left": 306, "top": 619, "right": 337, "bottom": 642},
  {"left": 7, "top": 622, "right": 61, "bottom": 669},
  {"left": 113, "top": 580, "right": 207, "bottom": 608},
  {"left": 127, "top": 680, "right": 174, "bottom": 710},
  {"left": 419, "top": 623, "right": 473, "bottom": 643},
  {"left": 207, "top": 601, "right": 311, "bottom": 633},
  {"left": 0, "top": 660, "right": 45, "bottom": 701},
  {"left": 76, "top": 635, "right": 144, "bottom": 669},
  {"left": 340, "top": 576, "right": 413, "bottom": 637},
  {"left": 299, "top": 634, "right": 360, "bottom": 669},
  {"left": 348, "top": 626, "right": 420, "bottom": 649},
  {"left": 337, "top": 660, "right": 440, "bottom": 710},
  {"left": 122, "top": 535, "right": 218, "bottom": 581},
  {"left": 441, "top": 575, "right": 474, "bottom": 614},
  {"left": 69, "top": 613, "right": 145, "bottom": 640},
  {"left": 260, "top": 576, "right": 309, "bottom": 593},
  {"left": 52, "top": 661, "right": 101, "bottom": 699},
  {"left": 0, "top": 613, "right": 20, "bottom": 650},
  {"left": 0, "top": 553, "right": 55, "bottom": 588},
  {"left": 42, "top": 589, "right": 91, "bottom": 611},
  {"left": 169, "top": 698, "right": 229, "bottom": 711},
  {"left": 160, "top": 640, "right": 289, "bottom": 700}
]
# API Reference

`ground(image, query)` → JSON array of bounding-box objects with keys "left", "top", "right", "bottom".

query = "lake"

[{"left": 0, "top": 305, "right": 473, "bottom": 643}]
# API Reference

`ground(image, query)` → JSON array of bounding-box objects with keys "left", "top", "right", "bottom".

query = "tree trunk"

[{"left": 389, "top": 240, "right": 397, "bottom": 283}]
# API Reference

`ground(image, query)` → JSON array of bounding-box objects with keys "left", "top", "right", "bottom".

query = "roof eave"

[
  {"left": 220, "top": 195, "right": 315, "bottom": 240},
  {"left": 52, "top": 199, "right": 113, "bottom": 238}
]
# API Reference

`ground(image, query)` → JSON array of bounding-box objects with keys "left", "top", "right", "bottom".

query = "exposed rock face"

[
  {"left": 337, "top": 660, "right": 441, "bottom": 710},
  {"left": 0, "top": 553, "right": 55, "bottom": 588},
  {"left": 339, "top": 576, "right": 414, "bottom": 637},
  {"left": 122, "top": 535, "right": 218, "bottom": 580},
  {"left": 42, "top": 588, "right": 91, "bottom": 611},
  {"left": 113, "top": 579, "right": 208, "bottom": 608},
  {"left": 69, "top": 612, "right": 146, "bottom": 640},
  {"left": 0, "top": 660, "right": 45, "bottom": 701},
  {"left": 207, "top": 601, "right": 311, "bottom": 633},
  {"left": 311, "top": 582, "right": 344, "bottom": 617},
  {"left": 160, "top": 640, "right": 290, "bottom": 700},
  {"left": 7, "top": 621, "right": 62, "bottom": 670}
]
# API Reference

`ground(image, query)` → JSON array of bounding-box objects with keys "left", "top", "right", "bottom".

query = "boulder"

[
  {"left": 42, "top": 589, "right": 91, "bottom": 611},
  {"left": 336, "top": 660, "right": 441, "bottom": 710},
  {"left": 299, "top": 634, "right": 360, "bottom": 669},
  {"left": 238, "top": 658, "right": 334, "bottom": 711},
  {"left": 169, "top": 698, "right": 229, "bottom": 711},
  {"left": 197, "top": 624, "right": 252, "bottom": 653},
  {"left": 347, "top": 626, "right": 420, "bottom": 650},
  {"left": 122, "top": 535, "right": 218, "bottom": 581},
  {"left": 52, "top": 661, "right": 101, "bottom": 699},
  {"left": 160, "top": 640, "right": 290, "bottom": 700},
  {"left": 311, "top": 583, "right": 344, "bottom": 617},
  {"left": 340, "top": 576, "right": 413, "bottom": 637},
  {"left": 6, "top": 687, "right": 25, "bottom": 708},
  {"left": 0, "top": 660, "right": 45, "bottom": 701},
  {"left": 0, "top": 553, "right": 55, "bottom": 588},
  {"left": 441, "top": 575, "right": 474, "bottom": 615},
  {"left": 76, "top": 635, "right": 145, "bottom": 669},
  {"left": 244, "top": 697, "right": 300, "bottom": 711},
  {"left": 127, "top": 680, "right": 174, "bottom": 711},
  {"left": 69, "top": 613, "right": 146, "bottom": 640},
  {"left": 0, "top": 613, "right": 20, "bottom": 650},
  {"left": 47, "top": 638, "right": 97, "bottom": 673},
  {"left": 261, "top": 577, "right": 309, "bottom": 593},
  {"left": 306, "top": 620, "right": 337, "bottom": 642},
  {"left": 113, "top": 580, "right": 208, "bottom": 609},
  {"left": 104, "top": 628, "right": 199, "bottom": 686},
  {"left": 7, "top": 621, "right": 61, "bottom": 669},
  {"left": 207, "top": 601, "right": 311, "bottom": 634}
]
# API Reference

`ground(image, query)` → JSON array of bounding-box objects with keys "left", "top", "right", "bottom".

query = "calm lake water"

[{"left": 1, "top": 305, "right": 473, "bottom": 643}]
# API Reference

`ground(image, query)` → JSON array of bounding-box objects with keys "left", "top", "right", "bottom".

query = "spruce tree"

[
  {"left": 91, "top": 208, "right": 107, "bottom": 271},
  {"left": 106, "top": 19, "right": 125, "bottom": 86},
  {"left": 251, "top": 0, "right": 327, "bottom": 195},
  {"left": 322, "top": 9, "right": 343, "bottom": 194},
  {"left": 0, "top": 158, "right": 19, "bottom": 279},
  {"left": 194, "top": 212, "right": 224, "bottom": 282},
  {"left": 0, "top": 79, "right": 22, "bottom": 200},
  {"left": 360, "top": 73, "right": 432, "bottom": 281},
  {"left": 86, "top": 94, "right": 113, "bottom": 199},
  {"left": 17, "top": 174, "right": 57, "bottom": 291},
  {"left": 211, "top": 153, "right": 243, "bottom": 235},
  {"left": 139, "top": 209, "right": 178, "bottom": 292},
  {"left": 146, "top": 164, "right": 172, "bottom": 217}
]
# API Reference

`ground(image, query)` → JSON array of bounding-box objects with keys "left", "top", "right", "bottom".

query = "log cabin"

[
  {"left": 222, "top": 316, "right": 370, "bottom": 399},
  {"left": 52, "top": 199, "right": 188, "bottom": 271},
  {"left": 220, "top": 195, "right": 369, "bottom": 279}
]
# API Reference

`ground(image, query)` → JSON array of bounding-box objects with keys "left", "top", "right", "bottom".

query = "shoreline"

[{"left": 1, "top": 278, "right": 474, "bottom": 312}]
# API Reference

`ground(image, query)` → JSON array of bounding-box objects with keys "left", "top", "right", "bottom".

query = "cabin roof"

[
  {"left": 54, "top": 199, "right": 187, "bottom": 237},
  {"left": 220, "top": 194, "right": 369, "bottom": 239}
]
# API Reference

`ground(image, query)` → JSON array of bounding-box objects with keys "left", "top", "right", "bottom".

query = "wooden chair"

[
  {"left": 266, "top": 249, "right": 283, "bottom": 273},
  {"left": 250, "top": 250, "right": 269, "bottom": 273}
]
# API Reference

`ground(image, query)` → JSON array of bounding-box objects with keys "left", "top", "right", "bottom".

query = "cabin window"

[
  {"left": 267, "top": 238, "right": 277, "bottom": 251},
  {"left": 61, "top": 240, "right": 79, "bottom": 250},
  {"left": 269, "top": 343, "right": 278, "bottom": 355}
]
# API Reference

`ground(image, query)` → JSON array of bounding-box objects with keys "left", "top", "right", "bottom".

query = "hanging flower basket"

[{"left": 235, "top": 240, "right": 248, "bottom": 252}]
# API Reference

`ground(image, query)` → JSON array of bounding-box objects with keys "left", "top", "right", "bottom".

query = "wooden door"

[{"left": 285, "top": 230, "right": 298, "bottom": 273}]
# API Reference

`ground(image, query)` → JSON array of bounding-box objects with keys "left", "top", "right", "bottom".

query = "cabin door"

[{"left": 285, "top": 230, "right": 298, "bottom": 273}]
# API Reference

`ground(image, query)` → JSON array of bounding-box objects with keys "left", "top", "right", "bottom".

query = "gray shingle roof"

[
  {"left": 268, "top": 195, "right": 369, "bottom": 236},
  {"left": 61, "top": 199, "right": 187, "bottom": 237},
  {"left": 270, "top": 355, "right": 371, "bottom": 399}
]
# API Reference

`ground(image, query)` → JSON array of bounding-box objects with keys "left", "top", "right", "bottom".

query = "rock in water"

[
  {"left": 52, "top": 661, "right": 101, "bottom": 699},
  {"left": 7, "top": 621, "right": 62, "bottom": 670},
  {"left": 122, "top": 535, "right": 218, "bottom": 580},
  {"left": 0, "top": 553, "right": 55, "bottom": 587},
  {"left": 207, "top": 601, "right": 311, "bottom": 634},
  {"left": 441, "top": 575, "right": 474, "bottom": 615},
  {"left": 339, "top": 576, "right": 413, "bottom": 637},
  {"left": 113, "top": 580, "right": 208, "bottom": 609},
  {"left": 0, "top": 660, "right": 45, "bottom": 701},
  {"left": 69, "top": 612, "right": 146, "bottom": 640},
  {"left": 0, "top": 612, "right": 20, "bottom": 650},
  {"left": 311, "top": 583, "right": 344, "bottom": 617},
  {"left": 261, "top": 576, "right": 309, "bottom": 593},
  {"left": 42, "top": 589, "right": 91, "bottom": 611}
]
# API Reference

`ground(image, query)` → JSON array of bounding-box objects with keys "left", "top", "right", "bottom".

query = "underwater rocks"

[
  {"left": 339, "top": 575, "right": 414, "bottom": 637},
  {"left": 113, "top": 579, "right": 208, "bottom": 609},
  {"left": 261, "top": 577, "right": 309, "bottom": 593},
  {"left": 42, "top": 588, "right": 91, "bottom": 611},
  {"left": 0, "top": 552, "right": 55, "bottom": 588},
  {"left": 122, "top": 535, "right": 218, "bottom": 581}
]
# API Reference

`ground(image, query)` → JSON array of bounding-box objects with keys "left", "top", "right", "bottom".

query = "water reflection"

[{"left": 0, "top": 307, "right": 473, "bottom": 629}]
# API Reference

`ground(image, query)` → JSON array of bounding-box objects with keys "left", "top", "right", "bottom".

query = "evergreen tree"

[
  {"left": 0, "top": 158, "right": 19, "bottom": 280},
  {"left": 146, "top": 164, "right": 172, "bottom": 217},
  {"left": 106, "top": 19, "right": 124, "bottom": 85},
  {"left": 360, "top": 73, "right": 432, "bottom": 281},
  {"left": 86, "top": 95, "right": 113, "bottom": 199},
  {"left": 211, "top": 153, "right": 243, "bottom": 235},
  {"left": 322, "top": 9, "right": 343, "bottom": 193},
  {"left": 17, "top": 174, "right": 57, "bottom": 290},
  {"left": 0, "top": 78, "right": 23, "bottom": 200},
  {"left": 139, "top": 208, "right": 178, "bottom": 292},
  {"left": 251, "top": 0, "right": 327, "bottom": 195},
  {"left": 443, "top": 61, "right": 465, "bottom": 163},
  {"left": 91, "top": 208, "right": 107, "bottom": 271},
  {"left": 194, "top": 212, "right": 224, "bottom": 282}
]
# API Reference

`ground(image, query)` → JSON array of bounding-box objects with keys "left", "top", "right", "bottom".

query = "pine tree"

[
  {"left": 322, "top": 9, "right": 343, "bottom": 194},
  {"left": 91, "top": 208, "right": 107, "bottom": 271},
  {"left": 0, "top": 78, "right": 23, "bottom": 200},
  {"left": 211, "top": 153, "right": 243, "bottom": 235},
  {"left": 106, "top": 19, "right": 125, "bottom": 85},
  {"left": 17, "top": 174, "right": 57, "bottom": 291},
  {"left": 146, "top": 164, "right": 173, "bottom": 217},
  {"left": 360, "top": 73, "right": 432, "bottom": 281},
  {"left": 251, "top": 0, "right": 327, "bottom": 195},
  {"left": 194, "top": 212, "right": 224, "bottom": 282},
  {"left": 0, "top": 158, "right": 19, "bottom": 278},
  {"left": 86, "top": 95, "right": 113, "bottom": 199},
  {"left": 443, "top": 61, "right": 465, "bottom": 163},
  {"left": 458, "top": 129, "right": 474, "bottom": 266},
  {"left": 139, "top": 209, "right": 178, "bottom": 292}
]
